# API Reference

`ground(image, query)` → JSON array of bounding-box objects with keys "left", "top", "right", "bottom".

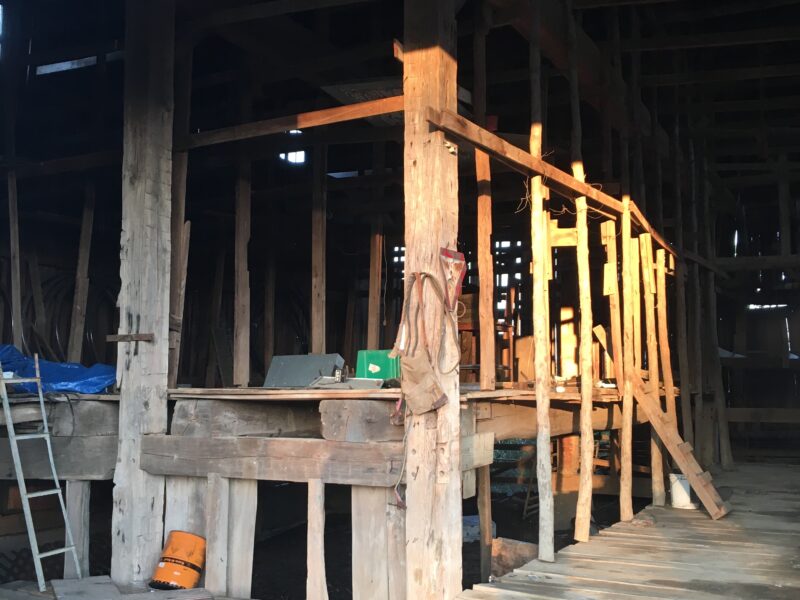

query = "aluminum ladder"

[{"left": 0, "top": 354, "right": 82, "bottom": 591}]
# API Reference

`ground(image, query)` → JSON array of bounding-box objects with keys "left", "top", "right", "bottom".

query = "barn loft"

[{"left": 0, "top": 0, "right": 799, "bottom": 599}]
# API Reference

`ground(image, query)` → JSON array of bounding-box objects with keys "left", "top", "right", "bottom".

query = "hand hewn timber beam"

[
  {"left": 426, "top": 108, "right": 676, "bottom": 255},
  {"left": 140, "top": 434, "right": 493, "bottom": 485},
  {"left": 488, "top": 0, "right": 669, "bottom": 153},
  {"left": 188, "top": 0, "right": 379, "bottom": 32},
  {"left": 575, "top": 0, "right": 679, "bottom": 7},
  {"left": 182, "top": 96, "right": 403, "bottom": 150},
  {"left": 715, "top": 255, "right": 800, "bottom": 271},
  {"left": 621, "top": 26, "right": 800, "bottom": 52},
  {"left": 644, "top": 64, "right": 800, "bottom": 87}
]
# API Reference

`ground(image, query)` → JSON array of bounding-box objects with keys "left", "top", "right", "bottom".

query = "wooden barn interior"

[{"left": 0, "top": 0, "right": 799, "bottom": 599}]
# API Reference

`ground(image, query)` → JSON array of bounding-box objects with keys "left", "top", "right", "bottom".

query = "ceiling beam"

[
  {"left": 488, "top": 0, "right": 668, "bottom": 153},
  {"left": 643, "top": 64, "right": 800, "bottom": 86},
  {"left": 188, "top": 0, "right": 378, "bottom": 32},
  {"left": 621, "top": 26, "right": 800, "bottom": 52}
]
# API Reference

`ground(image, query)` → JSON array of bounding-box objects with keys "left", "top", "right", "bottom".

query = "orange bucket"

[{"left": 150, "top": 530, "right": 206, "bottom": 590}]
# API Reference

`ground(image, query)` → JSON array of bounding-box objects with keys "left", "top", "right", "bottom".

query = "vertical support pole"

[
  {"left": 205, "top": 246, "right": 226, "bottom": 387},
  {"left": 352, "top": 486, "right": 389, "bottom": 600},
  {"left": 367, "top": 141, "right": 385, "bottom": 351},
  {"left": 227, "top": 479, "right": 257, "bottom": 598},
  {"left": 233, "top": 113, "right": 252, "bottom": 386},
  {"left": 4, "top": 16, "right": 23, "bottom": 350},
  {"left": 565, "top": 0, "right": 594, "bottom": 544},
  {"left": 168, "top": 40, "right": 193, "bottom": 388},
  {"left": 650, "top": 88, "right": 664, "bottom": 233},
  {"left": 63, "top": 185, "right": 93, "bottom": 580},
  {"left": 477, "top": 465, "right": 492, "bottom": 582},
  {"left": 403, "top": 0, "right": 463, "bottom": 594},
  {"left": 529, "top": 0, "right": 554, "bottom": 562},
  {"left": 64, "top": 481, "right": 90, "bottom": 579},
  {"left": 672, "top": 112, "right": 694, "bottom": 444},
  {"left": 656, "top": 249, "right": 678, "bottom": 428},
  {"left": 640, "top": 234, "right": 665, "bottom": 506},
  {"left": 620, "top": 196, "right": 634, "bottom": 521},
  {"left": 204, "top": 473, "right": 230, "bottom": 597},
  {"left": 112, "top": 0, "right": 173, "bottom": 586},
  {"left": 264, "top": 253, "right": 276, "bottom": 373},
  {"left": 67, "top": 183, "right": 96, "bottom": 364},
  {"left": 687, "top": 141, "right": 705, "bottom": 460},
  {"left": 779, "top": 154, "right": 792, "bottom": 256},
  {"left": 630, "top": 7, "right": 646, "bottom": 215},
  {"left": 700, "top": 157, "right": 734, "bottom": 469},
  {"left": 367, "top": 220, "right": 384, "bottom": 350},
  {"left": 307, "top": 479, "right": 328, "bottom": 600},
  {"left": 311, "top": 145, "right": 328, "bottom": 354},
  {"left": 601, "top": 221, "right": 624, "bottom": 387},
  {"left": 474, "top": 0, "right": 496, "bottom": 392}
]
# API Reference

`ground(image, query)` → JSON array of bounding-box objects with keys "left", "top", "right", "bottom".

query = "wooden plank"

[
  {"left": 311, "top": 145, "right": 327, "bottom": 354},
  {"left": 0, "top": 435, "right": 117, "bottom": 480},
  {"left": 402, "top": 0, "right": 463, "bottom": 596},
  {"left": 204, "top": 474, "right": 229, "bottom": 597},
  {"left": 67, "top": 183, "right": 95, "bottom": 363},
  {"left": 112, "top": 0, "right": 173, "bottom": 585},
  {"left": 52, "top": 576, "right": 121, "bottom": 599},
  {"left": 184, "top": 96, "right": 403, "bottom": 149},
  {"left": 307, "top": 479, "right": 328, "bottom": 600}
]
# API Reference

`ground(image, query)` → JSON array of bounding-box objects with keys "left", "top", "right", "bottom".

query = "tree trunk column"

[{"left": 402, "top": 0, "right": 462, "bottom": 597}]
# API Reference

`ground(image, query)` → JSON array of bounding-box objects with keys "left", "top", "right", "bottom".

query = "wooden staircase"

[{"left": 633, "top": 375, "right": 730, "bottom": 520}]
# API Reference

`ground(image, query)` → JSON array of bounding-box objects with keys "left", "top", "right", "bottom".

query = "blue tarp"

[{"left": 0, "top": 345, "right": 116, "bottom": 394}]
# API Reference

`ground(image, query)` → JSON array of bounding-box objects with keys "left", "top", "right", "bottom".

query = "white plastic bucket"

[{"left": 669, "top": 473, "right": 696, "bottom": 509}]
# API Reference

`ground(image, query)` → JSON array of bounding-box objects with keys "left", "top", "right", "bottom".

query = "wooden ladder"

[{"left": 632, "top": 376, "right": 730, "bottom": 520}]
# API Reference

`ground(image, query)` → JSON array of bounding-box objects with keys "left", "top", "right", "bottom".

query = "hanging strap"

[{"left": 391, "top": 271, "right": 460, "bottom": 375}]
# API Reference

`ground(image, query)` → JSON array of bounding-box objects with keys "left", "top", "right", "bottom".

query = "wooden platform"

[
  {"left": 0, "top": 577, "right": 243, "bottom": 599},
  {"left": 460, "top": 462, "right": 800, "bottom": 600}
]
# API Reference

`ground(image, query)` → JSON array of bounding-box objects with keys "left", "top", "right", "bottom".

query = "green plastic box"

[{"left": 355, "top": 349, "right": 401, "bottom": 380}]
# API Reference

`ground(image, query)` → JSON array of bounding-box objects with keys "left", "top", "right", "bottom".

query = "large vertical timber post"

[
  {"left": 528, "top": 0, "right": 555, "bottom": 562},
  {"left": 112, "top": 0, "right": 174, "bottom": 586},
  {"left": 672, "top": 104, "right": 694, "bottom": 444},
  {"left": 403, "top": 0, "right": 462, "bottom": 595}
]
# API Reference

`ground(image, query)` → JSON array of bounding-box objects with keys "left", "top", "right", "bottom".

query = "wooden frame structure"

[{"left": 9, "top": 0, "right": 800, "bottom": 598}]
